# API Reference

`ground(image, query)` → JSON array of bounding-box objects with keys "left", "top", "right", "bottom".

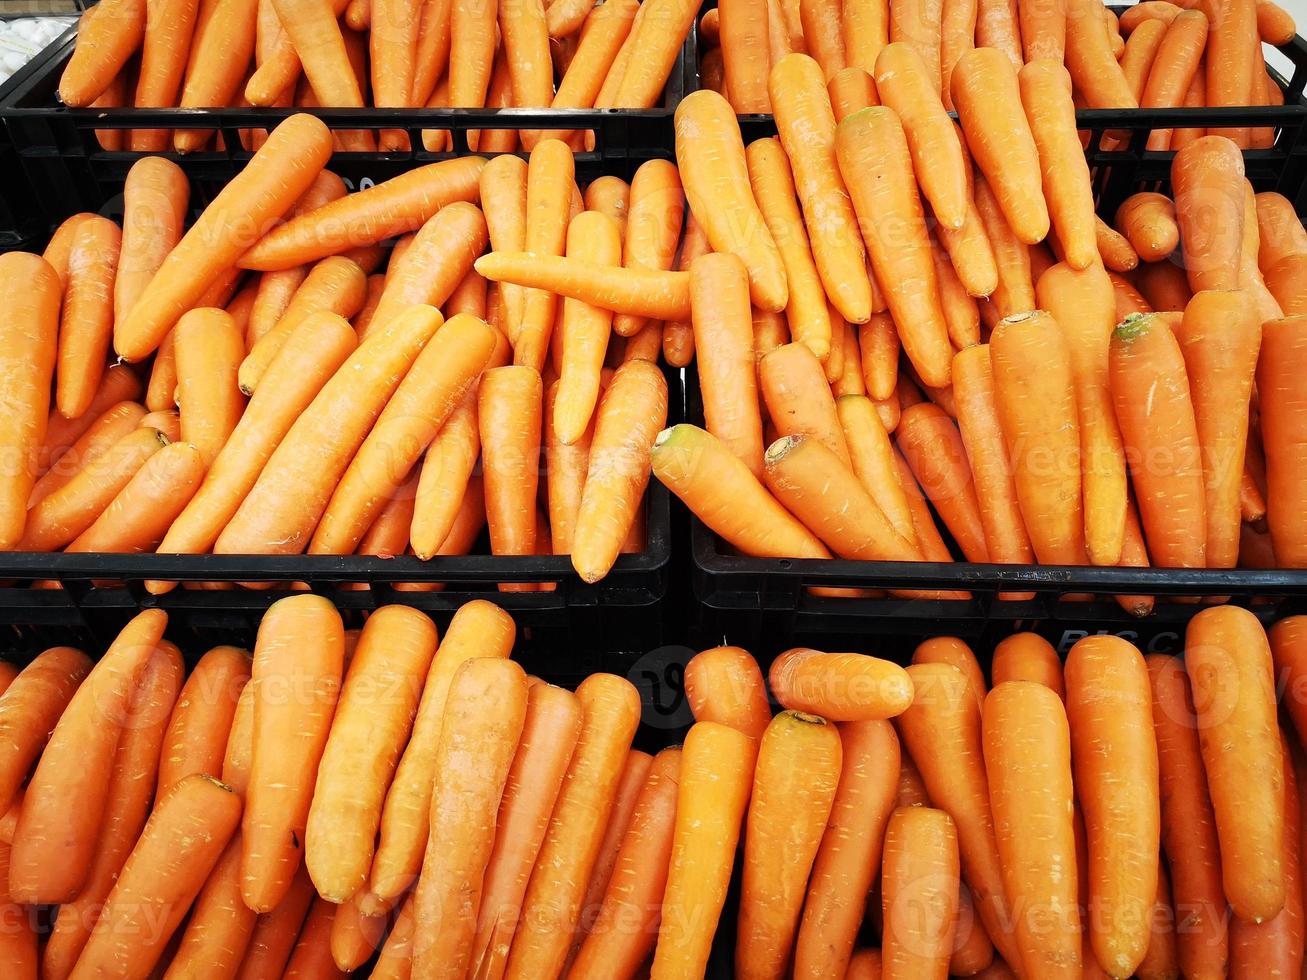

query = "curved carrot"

[
  {"left": 650, "top": 721, "right": 756, "bottom": 979},
  {"left": 370, "top": 203, "right": 488, "bottom": 333},
  {"left": 242, "top": 595, "right": 344, "bottom": 913},
  {"left": 409, "top": 389, "right": 482, "bottom": 561},
  {"left": 57, "top": 0, "right": 146, "bottom": 106},
  {"left": 1116, "top": 192, "right": 1181, "bottom": 263},
  {"left": 836, "top": 106, "right": 952, "bottom": 386},
  {"left": 737, "top": 711, "right": 842, "bottom": 980},
  {"left": 881, "top": 806, "right": 960, "bottom": 979},
  {"left": 990, "top": 309, "right": 1086, "bottom": 564},
  {"left": 983, "top": 681, "right": 1082, "bottom": 979},
  {"left": 1066, "top": 636, "right": 1160, "bottom": 977},
  {"left": 896, "top": 402, "right": 989, "bottom": 562},
  {"left": 1109, "top": 312, "right": 1207, "bottom": 568},
  {"left": 675, "top": 91, "right": 787, "bottom": 312},
  {"left": 9, "top": 610, "right": 166, "bottom": 905},
  {"left": 682, "top": 646, "right": 771, "bottom": 739},
  {"left": 0, "top": 647, "right": 92, "bottom": 813},
  {"left": 475, "top": 252, "right": 691, "bottom": 320},
  {"left": 1145, "top": 654, "right": 1229, "bottom": 978}
]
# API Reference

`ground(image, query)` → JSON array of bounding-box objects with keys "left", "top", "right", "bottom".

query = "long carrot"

[
  {"left": 127, "top": 0, "right": 199, "bottom": 149},
  {"left": 514, "top": 140, "right": 576, "bottom": 370},
  {"left": 165, "top": 832, "right": 258, "bottom": 979},
  {"left": 1186, "top": 605, "right": 1286, "bottom": 922},
  {"left": 675, "top": 90, "right": 788, "bottom": 312},
  {"left": 215, "top": 306, "right": 440, "bottom": 558},
  {"left": 158, "top": 645, "right": 250, "bottom": 798},
  {"left": 242, "top": 595, "right": 344, "bottom": 913},
  {"left": 232, "top": 866, "right": 316, "bottom": 980},
  {"left": 1066, "top": 0, "right": 1137, "bottom": 106},
  {"left": 369, "top": 203, "right": 488, "bottom": 333},
  {"left": 836, "top": 394, "right": 917, "bottom": 544},
  {"left": 881, "top": 806, "right": 960, "bottom": 980},
  {"left": 737, "top": 711, "right": 843, "bottom": 980},
  {"left": 1172, "top": 135, "right": 1247, "bottom": 292},
  {"left": 69, "top": 774, "right": 242, "bottom": 979},
  {"left": 1109, "top": 312, "right": 1208, "bottom": 567},
  {"left": 368, "top": 600, "right": 516, "bottom": 905},
  {"left": 475, "top": 251, "right": 690, "bottom": 320},
  {"left": 836, "top": 107, "right": 952, "bottom": 386},
  {"left": 989, "top": 309, "right": 1085, "bottom": 564},
  {"left": 115, "top": 158, "right": 188, "bottom": 321},
  {"left": 1204, "top": 0, "right": 1257, "bottom": 146},
  {"left": 174, "top": 0, "right": 265, "bottom": 154},
  {"left": 57, "top": 215, "right": 122, "bottom": 420},
  {"left": 983, "top": 681, "right": 1082, "bottom": 979},
  {"left": 9, "top": 610, "right": 166, "bottom": 905},
  {"left": 612, "top": 161, "right": 684, "bottom": 338},
  {"left": 1036, "top": 263, "right": 1129, "bottom": 567},
  {"left": 1145, "top": 654, "right": 1230, "bottom": 978},
  {"left": 478, "top": 365, "right": 543, "bottom": 582},
  {"left": 720, "top": 0, "right": 772, "bottom": 110},
  {"left": 58, "top": 0, "right": 146, "bottom": 106},
  {"left": 1065, "top": 636, "right": 1160, "bottom": 977},
  {"left": 174, "top": 307, "right": 245, "bottom": 465},
  {"left": 896, "top": 402, "right": 989, "bottom": 562},
  {"left": 650, "top": 721, "right": 756, "bottom": 979},
  {"left": 117, "top": 115, "right": 332, "bottom": 361},
  {"left": 1257, "top": 315, "right": 1307, "bottom": 566},
  {"left": 0, "top": 647, "right": 92, "bottom": 813}
]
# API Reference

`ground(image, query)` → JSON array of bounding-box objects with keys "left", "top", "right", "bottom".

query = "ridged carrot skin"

[{"left": 1257, "top": 315, "right": 1307, "bottom": 566}]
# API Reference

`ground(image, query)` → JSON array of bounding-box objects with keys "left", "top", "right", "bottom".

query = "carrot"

[
  {"left": 1089, "top": 218, "right": 1138, "bottom": 274},
  {"left": 1230, "top": 740, "right": 1305, "bottom": 978},
  {"left": 154, "top": 646, "right": 251, "bottom": 803},
  {"left": 582, "top": 177, "right": 630, "bottom": 234},
  {"left": 650, "top": 721, "right": 756, "bottom": 979},
  {"left": 827, "top": 65, "right": 878, "bottom": 119},
  {"left": 1121, "top": 1, "right": 1182, "bottom": 32},
  {"left": 769, "top": 647, "right": 913, "bottom": 721},
  {"left": 325, "top": 894, "right": 386, "bottom": 973},
  {"left": 1140, "top": 10, "right": 1209, "bottom": 149},
  {"left": 1258, "top": 315, "right": 1307, "bottom": 565},
  {"left": 1172, "top": 289, "right": 1262, "bottom": 568},
  {"left": 502, "top": 674, "right": 639, "bottom": 978},
  {"left": 69, "top": 773, "right": 242, "bottom": 979},
  {"left": 233, "top": 866, "right": 316, "bottom": 980},
  {"left": 675, "top": 91, "right": 787, "bottom": 312},
  {"left": 170, "top": 309, "right": 245, "bottom": 467},
  {"left": 174, "top": 0, "right": 266, "bottom": 154},
  {"left": 552, "top": 212, "right": 623, "bottom": 447},
  {"left": 445, "top": 0, "right": 496, "bottom": 107},
  {"left": 604, "top": 0, "right": 703, "bottom": 108},
  {"left": 836, "top": 394, "right": 917, "bottom": 544},
  {"left": 367, "top": 600, "right": 515, "bottom": 905},
  {"left": 983, "top": 681, "right": 1082, "bottom": 979},
  {"left": 896, "top": 402, "right": 989, "bottom": 561},
  {"left": 8, "top": 610, "right": 166, "bottom": 905},
  {"left": 989, "top": 309, "right": 1085, "bottom": 564},
  {"left": 1065, "top": 0, "right": 1137, "bottom": 107},
  {"left": 612, "top": 161, "right": 684, "bottom": 339},
  {"left": 241, "top": 157, "right": 485, "bottom": 272},
  {"left": 0, "top": 647, "right": 91, "bottom": 814},
  {"left": 115, "top": 158, "right": 189, "bottom": 323},
  {"left": 1204, "top": 0, "right": 1257, "bottom": 146},
  {"left": 1065, "top": 636, "right": 1161, "bottom": 977},
  {"left": 951, "top": 48, "right": 1049, "bottom": 246},
  {"left": 874, "top": 43, "right": 967, "bottom": 230},
  {"left": 798, "top": 0, "right": 844, "bottom": 80},
  {"left": 991, "top": 632, "right": 1062, "bottom": 696},
  {"left": 128, "top": 0, "right": 200, "bottom": 148},
  {"left": 473, "top": 683, "right": 582, "bottom": 973},
  {"left": 1135, "top": 261, "right": 1192, "bottom": 313},
  {"left": 472, "top": 157, "right": 529, "bottom": 335},
  {"left": 760, "top": 342, "right": 850, "bottom": 462},
  {"left": 680, "top": 646, "right": 770, "bottom": 739},
  {"left": 1271, "top": 617, "right": 1307, "bottom": 751},
  {"left": 510, "top": 141, "right": 574, "bottom": 370},
  {"left": 737, "top": 711, "right": 842, "bottom": 980},
  {"left": 58, "top": 0, "right": 146, "bottom": 106},
  {"left": 1172, "top": 135, "right": 1247, "bottom": 292},
  {"left": 836, "top": 108, "right": 951, "bottom": 385},
  {"left": 1115, "top": 192, "right": 1181, "bottom": 264},
  {"left": 853, "top": 315, "right": 897, "bottom": 403},
  {"left": 270, "top": 0, "right": 365, "bottom": 108},
  {"left": 1109, "top": 312, "right": 1208, "bottom": 567},
  {"left": 719, "top": 0, "right": 772, "bottom": 110},
  {"left": 241, "top": 595, "right": 344, "bottom": 913},
  {"left": 215, "top": 306, "right": 440, "bottom": 558},
  {"left": 56, "top": 216, "right": 122, "bottom": 421},
  {"left": 571, "top": 360, "right": 667, "bottom": 582},
  {"left": 369, "top": 204, "right": 488, "bottom": 334},
  {"left": 880, "top": 807, "right": 960, "bottom": 980},
  {"left": 165, "top": 832, "right": 258, "bottom": 979},
  {"left": 1144, "top": 655, "right": 1230, "bottom": 978},
  {"left": 1186, "top": 605, "right": 1286, "bottom": 922},
  {"left": 1120, "top": 17, "right": 1168, "bottom": 102},
  {"left": 475, "top": 250, "right": 691, "bottom": 320},
  {"left": 477, "top": 364, "right": 542, "bottom": 582},
  {"left": 408, "top": 397, "right": 483, "bottom": 563},
  {"left": 302, "top": 607, "right": 436, "bottom": 903},
  {"left": 1256, "top": 191, "right": 1307, "bottom": 270}
]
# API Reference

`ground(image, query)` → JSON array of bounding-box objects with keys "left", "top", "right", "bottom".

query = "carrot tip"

[
  {"left": 1114, "top": 311, "right": 1154, "bottom": 339},
  {"left": 764, "top": 435, "right": 801, "bottom": 464}
]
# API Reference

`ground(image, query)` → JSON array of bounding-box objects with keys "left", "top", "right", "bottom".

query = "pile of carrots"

[
  {"left": 56, "top": 0, "right": 697, "bottom": 152},
  {"left": 2, "top": 113, "right": 670, "bottom": 584},
  {"left": 595, "top": 56, "right": 1307, "bottom": 602},
  {"left": 4, "top": 597, "right": 1307, "bottom": 978},
  {"left": 698, "top": 0, "right": 1295, "bottom": 149}
]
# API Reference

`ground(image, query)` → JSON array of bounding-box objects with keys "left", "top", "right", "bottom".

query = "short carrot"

[
  {"left": 682, "top": 646, "right": 771, "bottom": 739},
  {"left": 881, "top": 806, "right": 961, "bottom": 980},
  {"left": 770, "top": 647, "right": 914, "bottom": 721},
  {"left": 175, "top": 307, "right": 245, "bottom": 464},
  {"left": 114, "top": 157, "right": 189, "bottom": 323},
  {"left": 992, "top": 632, "right": 1064, "bottom": 696},
  {"left": 1172, "top": 135, "right": 1247, "bottom": 292},
  {"left": 761, "top": 342, "right": 851, "bottom": 463}
]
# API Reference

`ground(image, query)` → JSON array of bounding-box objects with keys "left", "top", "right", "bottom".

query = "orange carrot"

[
  {"left": 770, "top": 647, "right": 913, "bottom": 721},
  {"left": 515, "top": 140, "right": 576, "bottom": 371},
  {"left": 233, "top": 865, "right": 316, "bottom": 980},
  {"left": 881, "top": 806, "right": 960, "bottom": 979},
  {"left": 1066, "top": 0, "right": 1137, "bottom": 107},
  {"left": 828, "top": 65, "right": 879, "bottom": 119},
  {"left": 1259, "top": 315, "right": 1307, "bottom": 565},
  {"left": 1172, "top": 136, "right": 1246, "bottom": 292},
  {"left": 0, "top": 647, "right": 92, "bottom": 813},
  {"left": 1186, "top": 605, "right": 1286, "bottom": 923},
  {"left": 682, "top": 646, "right": 771, "bottom": 739},
  {"left": 896, "top": 402, "right": 990, "bottom": 562},
  {"left": 57, "top": 215, "right": 122, "bottom": 420},
  {"left": 1205, "top": 0, "right": 1257, "bottom": 146},
  {"left": 737, "top": 711, "right": 843, "bottom": 980},
  {"left": 836, "top": 394, "right": 917, "bottom": 545},
  {"left": 115, "top": 158, "right": 189, "bottom": 322},
  {"left": 479, "top": 365, "right": 543, "bottom": 579},
  {"left": 58, "top": 0, "right": 147, "bottom": 106},
  {"left": 369, "top": 203, "right": 488, "bottom": 332},
  {"left": 802, "top": 0, "right": 848, "bottom": 80},
  {"left": 174, "top": 307, "right": 246, "bottom": 465},
  {"left": 760, "top": 342, "right": 851, "bottom": 463},
  {"left": 720, "top": 0, "right": 772, "bottom": 110},
  {"left": 158, "top": 645, "right": 250, "bottom": 797},
  {"left": 612, "top": 161, "right": 685, "bottom": 339},
  {"left": 992, "top": 632, "right": 1063, "bottom": 695}
]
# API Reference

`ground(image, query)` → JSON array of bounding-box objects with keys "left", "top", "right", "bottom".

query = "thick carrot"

[
  {"left": 241, "top": 595, "right": 344, "bottom": 913},
  {"left": 0, "top": 647, "right": 92, "bottom": 814},
  {"left": 69, "top": 774, "right": 242, "bottom": 979},
  {"left": 1145, "top": 654, "right": 1229, "bottom": 978},
  {"left": 240, "top": 157, "right": 486, "bottom": 271},
  {"left": 1019, "top": 62, "right": 1096, "bottom": 269},
  {"left": 57, "top": 0, "right": 146, "bottom": 106},
  {"left": 1172, "top": 135, "right": 1246, "bottom": 292},
  {"left": 512, "top": 141, "right": 575, "bottom": 370},
  {"left": 1272, "top": 617, "right": 1307, "bottom": 749},
  {"left": 769, "top": 647, "right": 913, "bottom": 721},
  {"left": 572, "top": 360, "right": 667, "bottom": 582},
  {"left": 1142, "top": 13, "right": 1210, "bottom": 150},
  {"left": 369, "top": 203, "right": 488, "bottom": 333},
  {"left": 1173, "top": 290, "right": 1262, "bottom": 568},
  {"left": 990, "top": 309, "right": 1086, "bottom": 564},
  {"left": 836, "top": 107, "right": 952, "bottom": 385},
  {"left": 801, "top": 0, "right": 847, "bottom": 80},
  {"left": 215, "top": 306, "right": 440, "bottom": 557},
  {"left": 652, "top": 424, "right": 830, "bottom": 558},
  {"left": 1065, "top": 636, "right": 1160, "bottom": 977},
  {"left": 115, "top": 158, "right": 188, "bottom": 322},
  {"left": 1066, "top": 0, "right": 1137, "bottom": 106},
  {"left": 555, "top": 211, "right": 622, "bottom": 446},
  {"left": 737, "top": 711, "right": 842, "bottom": 980},
  {"left": 173, "top": 308, "right": 245, "bottom": 465},
  {"left": 682, "top": 646, "right": 771, "bottom": 739},
  {"left": 56, "top": 216, "right": 121, "bottom": 420},
  {"left": 992, "top": 632, "right": 1063, "bottom": 695},
  {"left": 896, "top": 402, "right": 989, "bottom": 562},
  {"left": 881, "top": 806, "right": 960, "bottom": 980},
  {"left": 1257, "top": 315, "right": 1307, "bottom": 565},
  {"left": 127, "top": 0, "right": 200, "bottom": 148},
  {"left": 1256, "top": 190, "right": 1307, "bottom": 270},
  {"left": 761, "top": 342, "right": 851, "bottom": 462},
  {"left": 828, "top": 65, "right": 879, "bottom": 119},
  {"left": 478, "top": 365, "right": 542, "bottom": 580},
  {"left": 473, "top": 683, "right": 583, "bottom": 972},
  {"left": 116, "top": 115, "right": 331, "bottom": 361},
  {"left": 1109, "top": 312, "right": 1207, "bottom": 568},
  {"left": 1186, "top": 605, "right": 1286, "bottom": 922},
  {"left": 983, "top": 681, "right": 1082, "bottom": 979},
  {"left": 502, "top": 674, "right": 640, "bottom": 978},
  {"left": 8, "top": 610, "right": 165, "bottom": 905},
  {"left": 368, "top": 600, "right": 516, "bottom": 905},
  {"left": 157, "top": 645, "right": 250, "bottom": 799},
  {"left": 1204, "top": 0, "right": 1257, "bottom": 146},
  {"left": 912, "top": 638, "right": 986, "bottom": 707},
  {"left": 675, "top": 90, "right": 788, "bottom": 312},
  {"left": 173, "top": 0, "right": 265, "bottom": 154},
  {"left": 650, "top": 721, "right": 756, "bottom": 979},
  {"left": 719, "top": 0, "right": 772, "bottom": 110},
  {"left": 304, "top": 606, "right": 436, "bottom": 902}
]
